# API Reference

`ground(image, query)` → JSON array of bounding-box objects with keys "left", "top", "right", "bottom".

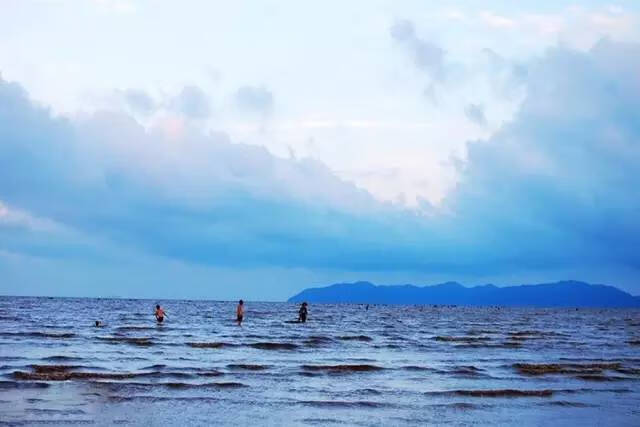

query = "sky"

[{"left": 0, "top": 0, "right": 639, "bottom": 300}]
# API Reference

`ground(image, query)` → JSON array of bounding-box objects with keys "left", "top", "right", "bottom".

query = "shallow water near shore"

[{"left": 0, "top": 296, "right": 639, "bottom": 426}]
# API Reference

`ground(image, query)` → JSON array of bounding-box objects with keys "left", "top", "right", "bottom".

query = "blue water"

[{"left": 0, "top": 296, "right": 639, "bottom": 426}]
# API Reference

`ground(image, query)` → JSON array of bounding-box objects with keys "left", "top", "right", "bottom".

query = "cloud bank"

[
  {"left": 1, "top": 39, "right": 639, "bottom": 297},
  {"left": 390, "top": 20, "right": 446, "bottom": 81},
  {"left": 235, "top": 85, "right": 274, "bottom": 114}
]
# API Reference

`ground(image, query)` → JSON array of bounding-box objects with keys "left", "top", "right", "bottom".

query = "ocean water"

[{"left": 0, "top": 296, "right": 639, "bottom": 426}]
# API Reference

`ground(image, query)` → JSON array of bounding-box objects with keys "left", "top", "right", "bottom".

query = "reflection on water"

[{"left": 0, "top": 296, "right": 639, "bottom": 426}]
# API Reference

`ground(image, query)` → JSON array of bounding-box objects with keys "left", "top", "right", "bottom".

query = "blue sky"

[{"left": 1, "top": 1, "right": 639, "bottom": 299}]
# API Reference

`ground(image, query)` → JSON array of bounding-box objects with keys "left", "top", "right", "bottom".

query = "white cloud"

[
  {"left": 479, "top": 11, "right": 516, "bottom": 29},
  {"left": 464, "top": 104, "right": 487, "bottom": 126},
  {"left": 0, "top": 201, "right": 63, "bottom": 233}
]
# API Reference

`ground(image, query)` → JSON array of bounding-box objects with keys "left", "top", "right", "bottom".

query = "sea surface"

[{"left": 0, "top": 296, "right": 639, "bottom": 426}]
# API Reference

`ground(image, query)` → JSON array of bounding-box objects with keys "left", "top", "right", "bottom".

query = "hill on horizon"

[{"left": 287, "top": 280, "right": 640, "bottom": 308}]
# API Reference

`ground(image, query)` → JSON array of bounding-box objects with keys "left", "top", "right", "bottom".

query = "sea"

[{"left": 0, "top": 296, "right": 639, "bottom": 426}]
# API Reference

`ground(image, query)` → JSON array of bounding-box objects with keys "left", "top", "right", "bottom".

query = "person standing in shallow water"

[
  {"left": 154, "top": 304, "right": 166, "bottom": 323},
  {"left": 236, "top": 300, "right": 244, "bottom": 326},
  {"left": 298, "top": 302, "right": 308, "bottom": 323}
]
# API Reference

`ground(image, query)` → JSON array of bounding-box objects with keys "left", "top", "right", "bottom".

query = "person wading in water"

[
  {"left": 154, "top": 304, "right": 167, "bottom": 323},
  {"left": 298, "top": 302, "right": 308, "bottom": 323},
  {"left": 236, "top": 300, "right": 245, "bottom": 326}
]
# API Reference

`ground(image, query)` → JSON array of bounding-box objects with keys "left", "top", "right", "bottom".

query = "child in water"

[
  {"left": 298, "top": 302, "right": 308, "bottom": 323},
  {"left": 154, "top": 304, "right": 166, "bottom": 323},
  {"left": 236, "top": 300, "right": 244, "bottom": 326}
]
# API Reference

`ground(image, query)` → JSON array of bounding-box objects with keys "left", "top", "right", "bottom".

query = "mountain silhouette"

[{"left": 288, "top": 280, "right": 640, "bottom": 307}]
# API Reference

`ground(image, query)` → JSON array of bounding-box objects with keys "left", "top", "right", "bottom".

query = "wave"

[
  {"left": 29, "top": 364, "right": 83, "bottom": 373},
  {"left": 0, "top": 331, "right": 75, "bottom": 339},
  {"left": 434, "top": 336, "right": 490, "bottom": 343},
  {"left": 227, "top": 364, "right": 269, "bottom": 371},
  {"left": 514, "top": 362, "right": 621, "bottom": 376},
  {"left": 0, "top": 356, "right": 27, "bottom": 361},
  {"left": 12, "top": 370, "right": 149, "bottom": 381},
  {"left": 91, "top": 381, "right": 247, "bottom": 390},
  {"left": 42, "top": 356, "right": 84, "bottom": 362},
  {"left": 466, "top": 329, "right": 495, "bottom": 335},
  {"left": 96, "top": 336, "right": 153, "bottom": 346},
  {"left": 428, "top": 389, "right": 553, "bottom": 398},
  {"left": 107, "top": 395, "right": 221, "bottom": 403},
  {"left": 428, "top": 402, "right": 487, "bottom": 410},
  {"left": 163, "top": 381, "right": 246, "bottom": 389},
  {"left": 0, "top": 380, "right": 50, "bottom": 389},
  {"left": 575, "top": 375, "right": 629, "bottom": 382},
  {"left": 301, "top": 364, "right": 384, "bottom": 373},
  {"left": 509, "top": 330, "right": 566, "bottom": 338},
  {"left": 542, "top": 401, "right": 595, "bottom": 407},
  {"left": 25, "top": 408, "right": 86, "bottom": 415},
  {"left": 401, "top": 365, "right": 432, "bottom": 371},
  {"left": 248, "top": 342, "right": 298, "bottom": 350},
  {"left": 352, "top": 388, "right": 382, "bottom": 395},
  {"left": 615, "top": 367, "right": 640, "bottom": 375},
  {"left": 453, "top": 341, "right": 522, "bottom": 349},
  {"left": 338, "top": 335, "right": 373, "bottom": 342},
  {"left": 196, "top": 370, "right": 224, "bottom": 377},
  {"left": 115, "top": 326, "right": 155, "bottom": 332},
  {"left": 142, "top": 364, "right": 167, "bottom": 370},
  {"left": 304, "top": 336, "right": 334, "bottom": 346},
  {"left": 297, "top": 400, "right": 392, "bottom": 408},
  {"left": 449, "top": 366, "right": 487, "bottom": 376},
  {"left": 186, "top": 342, "right": 234, "bottom": 349}
]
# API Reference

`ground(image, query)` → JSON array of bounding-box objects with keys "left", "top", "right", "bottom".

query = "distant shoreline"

[{"left": 288, "top": 280, "right": 640, "bottom": 308}]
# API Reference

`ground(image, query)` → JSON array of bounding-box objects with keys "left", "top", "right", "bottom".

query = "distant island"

[{"left": 288, "top": 280, "right": 640, "bottom": 308}]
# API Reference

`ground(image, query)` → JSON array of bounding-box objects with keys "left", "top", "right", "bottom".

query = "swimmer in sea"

[
  {"left": 154, "top": 304, "right": 167, "bottom": 323},
  {"left": 298, "top": 302, "right": 308, "bottom": 323},
  {"left": 236, "top": 300, "right": 244, "bottom": 326}
]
